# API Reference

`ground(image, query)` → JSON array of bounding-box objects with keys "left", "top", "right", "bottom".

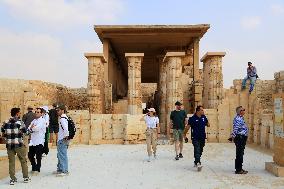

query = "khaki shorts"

[{"left": 173, "top": 129, "right": 184, "bottom": 142}]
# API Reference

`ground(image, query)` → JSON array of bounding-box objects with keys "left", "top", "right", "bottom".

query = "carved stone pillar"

[{"left": 125, "top": 53, "right": 144, "bottom": 115}]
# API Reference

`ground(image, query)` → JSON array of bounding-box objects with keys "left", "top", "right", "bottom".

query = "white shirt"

[
  {"left": 42, "top": 113, "right": 49, "bottom": 128},
  {"left": 144, "top": 115, "right": 159, "bottom": 129},
  {"left": 58, "top": 114, "right": 69, "bottom": 141},
  {"left": 28, "top": 117, "right": 46, "bottom": 146}
]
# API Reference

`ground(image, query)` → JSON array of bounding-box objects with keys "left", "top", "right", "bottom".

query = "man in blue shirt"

[
  {"left": 188, "top": 105, "right": 210, "bottom": 171},
  {"left": 231, "top": 106, "right": 248, "bottom": 174},
  {"left": 242, "top": 62, "right": 258, "bottom": 94}
]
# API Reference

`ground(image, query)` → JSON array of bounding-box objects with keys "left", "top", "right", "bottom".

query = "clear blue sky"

[{"left": 0, "top": 0, "right": 283, "bottom": 88}]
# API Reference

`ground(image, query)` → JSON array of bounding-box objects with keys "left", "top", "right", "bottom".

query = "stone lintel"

[
  {"left": 200, "top": 52, "right": 226, "bottom": 62},
  {"left": 265, "top": 162, "right": 284, "bottom": 177},
  {"left": 84, "top": 53, "right": 106, "bottom": 63},
  {"left": 125, "top": 53, "right": 144, "bottom": 57},
  {"left": 163, "top": 52, "right": 185, "bottom": 62}
]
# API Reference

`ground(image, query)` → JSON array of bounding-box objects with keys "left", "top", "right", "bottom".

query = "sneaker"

[
  {"left": 53, "top": 170, "right": 62, "bottom": 174},
  {"left": 178, "top": 153, "right": 183, "bottom": 158},
  {"left": 175, "top": 155, "right": 179, "bottom": 160},
  {"left": 235, "top": 170, "right": 248, "bottom": 174},
  {"left": 56, "top": 172, "right": 68, "bottom": 177},
  {"left": 23, "top": 177, "right": 31, "bottom": 183},
  {"left": 10, "top": 179, "right": 16, "bottom": 185},
  {"left": 197, "top": 163, "right": 203, "bottom": 172}
]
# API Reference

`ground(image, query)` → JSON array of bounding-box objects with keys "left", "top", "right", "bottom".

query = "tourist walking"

[
  {"left": 170, "top": 101, "right": 187, "bottom": 160},
  {"left": 27, "top": 107, "right": 46, "bottom": 175},
  {"left": 55, "top": 104, "right": 70, "bottom": 176},
  {"left": 231, "top": 106, "right": 249, "bottom": 174},
  {"left": 188, "top": 105, "right": 210, "bottom": 171},
  {"left": 1, "top": 108, "right": 30, "bottom": 185},
  {"left": 242, "top": 62, "right": 258, "bottom": 94},
  {"left": 49, "top": 103, "right": 59, "bottom": 144},
  {"left": 142, "top": 108, "right": 159, "bottom": 162}
]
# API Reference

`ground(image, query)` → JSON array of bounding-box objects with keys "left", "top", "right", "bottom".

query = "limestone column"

[
  {"left": 158, "top": 58, "right": 167, "bottom": 135},
  {"left": 163, "top": 52, "right": 185, "bottom": 137},
  {"left": 201, "top": 52, "right": 226, "bottom": 109},
  {"left": 265, "top": 93, "right": 284, "bottom": 177},
  {"left": 125, "top": 53, "right": 144, "bottom": 115},
  {"left": 85, "top": 53, "right": 106, "bottom": 114},
  {"left": 193, "top": 38, "right": 200, "bottom": 82}
]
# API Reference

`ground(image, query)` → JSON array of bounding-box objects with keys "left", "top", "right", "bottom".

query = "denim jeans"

[
  {"left": 57, "top": 139, "right": 69, "bottom": 173},
  {"left": 234, "top": 135, "right": 247, "bottom": 172},
  {"left": 192, "top": 139, "right": 205, "bottom": 164},
  {"left": 242, "top": 76, "right": 256, "bottom": 92}
]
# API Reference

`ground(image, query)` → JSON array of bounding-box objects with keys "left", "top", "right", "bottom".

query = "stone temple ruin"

[{"left": 0, "top": 25, "right": 284, "bottom": 176}]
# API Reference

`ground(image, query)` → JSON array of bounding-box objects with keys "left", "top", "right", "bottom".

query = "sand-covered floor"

[{"left": 0, "top": 143, "right": 284, "bottom": 189}]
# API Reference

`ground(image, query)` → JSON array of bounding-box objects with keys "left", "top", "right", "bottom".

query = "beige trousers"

[
  {"left": 146, "top": 128, "right": 157, "bottom": 156},
  {"left": 7, "top": 146, "right": 29, "bottom": 180}
]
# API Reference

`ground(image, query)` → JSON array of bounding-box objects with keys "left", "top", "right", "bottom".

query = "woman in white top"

[{"left": 142, "top": 108, "right": 159, "bottom": 162}]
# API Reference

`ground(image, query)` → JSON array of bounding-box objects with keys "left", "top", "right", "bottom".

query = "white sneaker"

[
  {"left": 56, "top": 172, "right": 68, "bottom": 177},
  {"left": 197, "top": 163, "right": 203, "bottom": 172}
]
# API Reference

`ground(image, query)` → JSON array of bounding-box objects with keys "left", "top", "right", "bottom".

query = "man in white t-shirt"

[
  {"left": 55, "top": 104, "right": 69, "bottom": 177},
  {"left": 28, "top": 108, "right": 46, "bottom": 174},
  {"left": 142, "top": 108, "right": 160, "bottom": 162}
]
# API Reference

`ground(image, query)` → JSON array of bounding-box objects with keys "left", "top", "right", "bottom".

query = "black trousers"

[
  {"left": 192, "top": 139, "right": 205, "bottom": 164},
  {"left": 28, "top": 144, "right": 43, "bottom": 172},
  {"left": 234, "top": 135, "right": 247, "bottom": 172}
]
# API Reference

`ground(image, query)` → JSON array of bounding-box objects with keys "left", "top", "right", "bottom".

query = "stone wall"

[{"left": 0, "top": 78, "right": 87, "bottom": 123}]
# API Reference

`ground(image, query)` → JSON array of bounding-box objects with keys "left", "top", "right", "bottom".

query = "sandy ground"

[{"left": 0, "top": 143, "right": 284, "bottom": 189}]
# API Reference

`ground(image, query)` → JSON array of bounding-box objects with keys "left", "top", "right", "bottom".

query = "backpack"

[{"left": 60, "top": 116, "right": 76, "bottom": 140}]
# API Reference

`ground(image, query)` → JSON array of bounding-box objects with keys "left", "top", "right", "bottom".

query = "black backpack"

[{"left": 60, "top": 116, "right": 76, "bottom": 140}]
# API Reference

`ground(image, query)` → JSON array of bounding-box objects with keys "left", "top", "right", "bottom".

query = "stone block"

[{"left": 265, "top": 162, "right": 284, "bottom": 177}]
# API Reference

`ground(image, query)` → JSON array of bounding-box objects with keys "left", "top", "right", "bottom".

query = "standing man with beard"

[{"left": 170, "top": 101, "right": 188, "bottom": 160}]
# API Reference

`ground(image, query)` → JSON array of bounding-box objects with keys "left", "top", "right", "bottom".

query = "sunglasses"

[
  {"left": 241, "top": 109, "right": 245, "bottom": 112},
  {"left": 35, "top": 111, "right": 41, "bottom": 114}
]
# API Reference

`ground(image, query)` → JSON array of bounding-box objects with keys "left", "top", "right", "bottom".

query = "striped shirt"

[
  {"left": 232, "top": 115, "right": 248, "bottom": 137},
  {"left": 1, "top": 117, "right": 26, "bottom": 149}
]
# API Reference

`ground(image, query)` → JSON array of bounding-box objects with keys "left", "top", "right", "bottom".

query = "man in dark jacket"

[
  {"left": 22, "top": 106, "right": 35, "bottom": 128},
  {"left": 49, "top": 103, "right": 59, "bottom": 144}
]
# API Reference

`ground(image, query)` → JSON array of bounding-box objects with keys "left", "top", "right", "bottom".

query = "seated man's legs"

[
  {"left": 242, "top": 75, "right": 249, "bottom": 89},
  {"left": 249, "top": 76, "right": 257, "bottom": 93}
]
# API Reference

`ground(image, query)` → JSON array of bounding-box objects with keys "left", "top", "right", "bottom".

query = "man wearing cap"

[
  {"left": 231, "top": 106, "right": 249, "bottom": 174},
  {"left": 188, "top": 105, "right": 210, "bottom": 171},
  {"left": 49, "top": 103, "right": 59, "bottom": 144},
  {"left": 55, "top": 104, "right": 69, "bottom": 176},
  {"left": 142, "top": 108, "right": 159, "bottom": 162},
  {"left": 170, "top": 101, "right": 188, "bottom": 160},
  {"left": 242, "top": 62, "right": 258, "bottom": 94},
  {"left": 22, "top": 106, "right": 36, "bottom": 129},
  {"left": 22, "top": 106, "right": 36, "bottom": 150}
]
